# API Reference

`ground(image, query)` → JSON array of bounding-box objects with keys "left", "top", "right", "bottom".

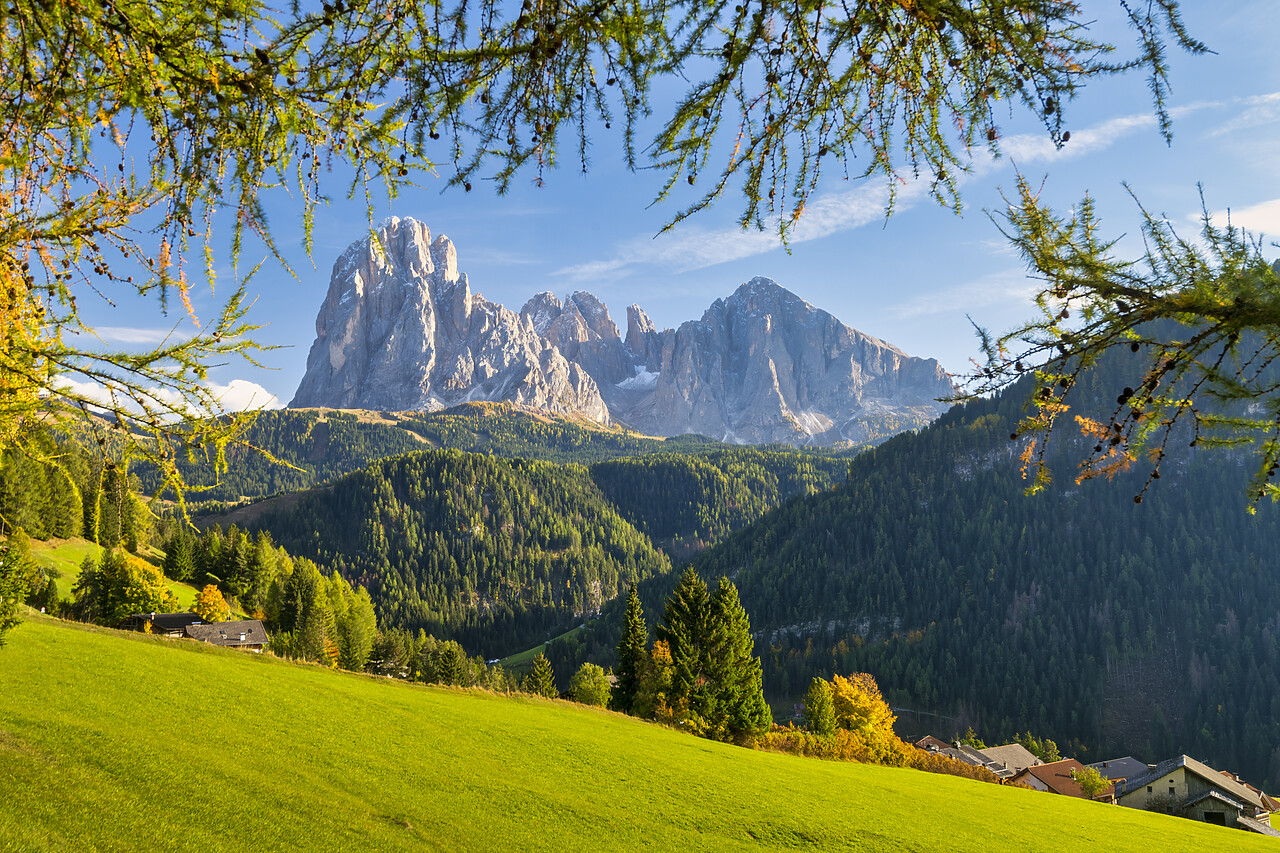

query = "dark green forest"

[
  {"left": 137, "top": 403, "right": 855, "bottom": 506},
  {"left": 226, "top": 445, "right": 847, "bottom": 657}
]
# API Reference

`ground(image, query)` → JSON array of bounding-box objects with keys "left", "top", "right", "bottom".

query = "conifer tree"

[
  {"left": 162, "top": 532, "right": 195, "bottom": 582},
  {"left": 706, "top": 577, "right": 771, "bottom": 740},
  {"left": 656, "top": 567, "right": 713, "bottom": 719},
  {"left": 612, "top": 585, "right": 648, "bottom": 713},
  {"left": 657, "top": 569, "right": 770, "bottom": 740},
  {"left": 525, "top": 653, "right": 557, "bottom": 699},
  {"left": 804, "top": 677, "right": 837, "bottom": 737}
]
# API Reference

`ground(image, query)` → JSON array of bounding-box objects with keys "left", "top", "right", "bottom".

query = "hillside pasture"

[{"left": 0, "top": 615, "right": 1273, "bottom": 852}]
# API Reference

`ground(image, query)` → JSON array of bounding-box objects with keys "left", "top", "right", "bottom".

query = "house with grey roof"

[
  {"left": 184, "top": 620, "right": 269, "bottom": 652},
  {"left": 981, "top": 743, "right": 1042, "bottom": 777},
  {"left": 1087, "top": 756, "right": 1152, "bottom": 783},
  {"left": 120, "top": 612, "right": 202, "bottom": 637},
  {"left": 1115, "top": 755, "right": 1277, "bottom": 834}
]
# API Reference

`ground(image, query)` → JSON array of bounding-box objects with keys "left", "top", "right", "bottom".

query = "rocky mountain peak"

[
  {"left": 290, "top": 218, "right": 608, "bottom": 422},
  {"left": 293, "top": 223, "right": 953, "bottom": 447}
]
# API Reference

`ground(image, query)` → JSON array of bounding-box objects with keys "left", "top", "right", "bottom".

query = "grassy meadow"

[
  {"left": 0, "top": 614, "right": 1274, "bottom": 852},
  {"left": 28, "top": 537, "right": 200, "bottom": 611}
]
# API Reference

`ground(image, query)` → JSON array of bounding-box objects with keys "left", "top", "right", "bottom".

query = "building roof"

[
  {"left": 980, "top": 744, "right": 1042, "bottom": 775},
  {"left": 185, "top": 620, "right": 269, "bottom": 647},
  {"left": 1220, "top": 771, "right": 1280, "bottom": 813},
  {"left": 1087, "top": 756, "right": 1151, "bottom": 781},
  {"left": 124, "top": 612, "right": 201, "bottom": 632},
  {"left": 1184, "top": 789, "right": 1246, "bottom": 813},
  {"left": 915, "top": 735, "right": 951, "bottom": 751},
  {"left": 1117, "top": 756, "right": 1268, "bottom": 813},
  {"left": 1012, "top": 758, "right": 1112, "bottom": 799},
  {"left": 1238, "top": 816, "right": 1280, "bottom": 837}
]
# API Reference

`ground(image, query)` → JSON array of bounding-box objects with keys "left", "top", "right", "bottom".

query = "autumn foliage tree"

[{"left": 193, "top": 583, "right": 230, "bottom": 623}]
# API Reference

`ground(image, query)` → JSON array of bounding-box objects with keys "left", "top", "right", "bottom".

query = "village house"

[
  {"left": 912, "top": 736, "right": 1038, "bottom": 781},
  {"left": 979, "top": 743, "right": 1042, "bottom": 777},
  {"left": 184, "top": 620, "right": 270, "bottom": 653},
  {"left": 120, "top": 612, "right": 201, "bottom": 637},
  {"left": 1010, "top": 758, "right": 1115, "bottom": 801},
  {"left": 1114, "top": 755, "right": 1279, "bottom": 835},
  {"left": 1087, "top": 756, "right": 1152, "bottom": 784}
]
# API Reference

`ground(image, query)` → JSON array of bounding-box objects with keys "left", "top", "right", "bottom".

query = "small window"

[{"left": 1148, "top": 786, "right": 1153, "bottom": 793}]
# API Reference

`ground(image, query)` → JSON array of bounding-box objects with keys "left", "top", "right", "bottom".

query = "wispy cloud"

[
  {"left": 1209, "top": 197, "right": 1280, "bottom": 239},
  {"left": 555, "top": 100, "right": 1219, "bottom": 283},
  {"left": 891, "top": 270, "right": 1040, "bottom": 320},
  {"left": 1207, "top": 91, "right": 1280, "bottom": 137},
  {"left": 94, "top": 325, "right": 192, "bottom": 345}
]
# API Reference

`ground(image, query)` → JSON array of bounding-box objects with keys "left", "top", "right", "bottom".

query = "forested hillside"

[
  {"left": 228, "top": 446, "right": 847, "bottom": 657},
  {"left": 536, "top": 348, "right": 1280, "bottom": 789},
  {"left": 695, "top": 365, "right": 1280, "bottom": 787},
  {"left": 139, "top": 403, "right": 856, "bottom": 505},
  {"left": 241, "top": 450, "right": 671, "bottom": 656}
]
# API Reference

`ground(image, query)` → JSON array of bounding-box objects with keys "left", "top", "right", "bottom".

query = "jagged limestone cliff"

[{"left": 291, "top": 218, "right": 953, "bottom": 445}]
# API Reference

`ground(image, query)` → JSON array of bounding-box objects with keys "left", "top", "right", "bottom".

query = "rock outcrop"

[
  {"left": 621, "top": 277, "right": 953, "bottom": 445},
  {"left": 290, "top": 217, "right": 609, "bottom": 423},
  {"left": 291, "top": 219, "right": 953, "bottom": 446}
]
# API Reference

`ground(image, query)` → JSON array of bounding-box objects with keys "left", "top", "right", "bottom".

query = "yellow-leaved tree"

[{"left": 193, "top": 584, "right": 230, "bottom": 624}]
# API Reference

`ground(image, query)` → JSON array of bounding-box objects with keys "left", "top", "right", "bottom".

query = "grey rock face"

[
  {"left": 290, "top": 217, "right": 609, "bottom": 423},
  {"left": 292, "top": 221, "right": 951, "bottom": 446},
  {"left": 621, "top": 277, "right": 954, "bottom": 445}
]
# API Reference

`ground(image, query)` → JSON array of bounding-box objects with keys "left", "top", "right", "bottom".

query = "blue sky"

[{"left": 83, "top": 2, "right": 1280, "bottom": 412}]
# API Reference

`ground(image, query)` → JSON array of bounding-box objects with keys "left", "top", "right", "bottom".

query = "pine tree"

[
  {"left": 525, "top": 653, "right": 557, "bottom": 698},
  {"left": 162, "top": 532, "right": 195, "bottom": 582},
  {"left": 656, "top": 567, "right": 713, "bottom": 721},
  {"left": 656, "top": 569, "right": 770, "bottom": 740},
  {"left": 706, "top": 577, "right": 771, "bottom": 740},
  {"left": 612, "top": 585, "right": 648, "bottom": 713}
]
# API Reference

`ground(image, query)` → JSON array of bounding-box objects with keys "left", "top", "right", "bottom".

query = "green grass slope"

[
  {"left": 0, "top": 617, "right": 1272, "bottom": 852},
  {"left": 28, "top": 537, "right": 200, "bottom": 610}
]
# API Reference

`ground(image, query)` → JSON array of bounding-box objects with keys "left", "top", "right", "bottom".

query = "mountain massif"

[{"left": 290, "top": 217, "right": 953, "bottom": 446}]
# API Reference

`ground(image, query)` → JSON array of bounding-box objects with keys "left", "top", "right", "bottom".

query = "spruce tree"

[
  {"left": 706, "top": 577, "right": 771, "bottom": 740},
  {"left": 657, "top": 569, "right": 770, "bottom": 740},
  {"left": 525, "top": 653, "right": 557, "bottom": 698},
  {"left": 656, "top": 567, "right": 712, "bottom": 721},
  {"left": 612, "top": 585, "right": 648, "bottom": 713}
]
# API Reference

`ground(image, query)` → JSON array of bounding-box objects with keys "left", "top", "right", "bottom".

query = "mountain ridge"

[{"left": 290, "top": 217, "right": 954, "bottom": 446}]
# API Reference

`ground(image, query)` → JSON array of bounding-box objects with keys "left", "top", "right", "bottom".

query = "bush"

[{"left": 569, "top": 663, "right": 612, "bottom": 707}]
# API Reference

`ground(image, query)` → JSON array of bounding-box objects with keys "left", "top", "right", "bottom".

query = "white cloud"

[
  {"left": 208, "top": 379, "right": 282, "bottom": 412},
  {"left": 891, "top": 270, "right": 1040, "bottom": 319},
  {"left": 94, "top": 326, "right": 192, "bottom": 345},
  {"left": 999, "top": 113, "right": 1158, "bottom": 165},
  {"left": 554, "top": 93, "right": 1279, "bottom": 282},
  {"left": 53, "top": 376, "right": 118, "bottom": 409},
  {"left": 1207, "top": 91, "right": 1280, "bottom": 137},
  {"left": 52, "top": 375, "right": 281, "bottom": 417},
  {"left": 1210, "top": 198, "right": 1280, "bottom": 239}
]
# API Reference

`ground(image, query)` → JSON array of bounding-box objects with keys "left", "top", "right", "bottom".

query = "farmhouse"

[
  {"left": 1087, "top": 756, "right": 1152, "bottom": 783},
  {"left": 120, "top": 612, "right": 201, "bottom": 637},
  {"left": 184, "top": 620, "right": 270, "bottom": 652},
  {"left": 1010, "top": 758, "right": 1114, "bottom": 801},
  {"left": 1114, "top": 755, "right": 1278, "bottom": 834}
]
